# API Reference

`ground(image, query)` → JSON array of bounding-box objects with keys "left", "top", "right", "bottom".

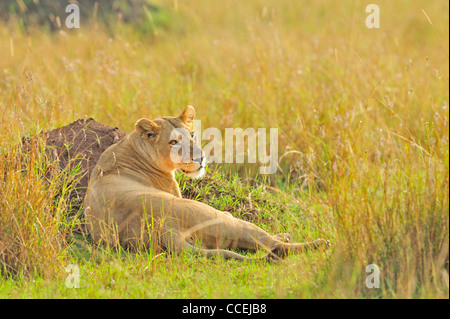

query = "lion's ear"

[
  {"left": 135, "top": 118, "right": 161, "bottom": 138},
  {"left": 178, "top": 105, "right": 196, "bottom": 127}
]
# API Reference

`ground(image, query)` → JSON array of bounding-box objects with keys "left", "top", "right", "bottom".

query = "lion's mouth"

[
  {"left": 181, "top": 165, "right": 203, "bottom": 174},
  {"left": 180, "top": 164, "right": 205, "bottom": 179}
]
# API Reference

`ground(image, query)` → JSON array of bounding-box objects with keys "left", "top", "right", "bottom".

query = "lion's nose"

[{"left": 193, "top": 156, "right": 204, "bottom": 164}]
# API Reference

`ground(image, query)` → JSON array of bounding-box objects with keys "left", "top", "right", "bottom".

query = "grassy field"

[{"left": 0, "top": 0, "right": 448, "bottom": 298}]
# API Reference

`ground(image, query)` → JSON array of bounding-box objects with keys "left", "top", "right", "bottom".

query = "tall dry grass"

[
  {"left": 0, "top": 136, "right": 80, "bottom": 277},
  {"left": 0, "top": 0, "right": 448, "bottom": 297}
]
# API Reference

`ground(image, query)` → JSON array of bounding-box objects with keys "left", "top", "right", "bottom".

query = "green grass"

[
  {"left": 1, "top": 166, "right": 334, "bottom": 298},
  {"left": 1, "top": 250, "right": 330, "bottom": 298},
  {"left": 0, "top": 0, "right": 448, "bottom": 298},
  {"left": 0, "top": 162, "right": 335, "bottom": 298}
]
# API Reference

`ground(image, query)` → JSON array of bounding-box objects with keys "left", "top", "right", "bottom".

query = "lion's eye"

[
  {"left": 191, "top": 132, "right": 195, "bottom": 138},
  {"left": 169, "top": 140, "right": 178, "bottom": 146}
]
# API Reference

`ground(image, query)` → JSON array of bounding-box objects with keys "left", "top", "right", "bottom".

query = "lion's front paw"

[
  {"left": 272, "top": 233, "right": 292, "bottom": 243},
  {"left": 312, "top": 238, "right": 331, "bottom": 250}
]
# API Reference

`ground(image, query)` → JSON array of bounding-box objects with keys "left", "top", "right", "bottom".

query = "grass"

[{"left": 0, "top": 0, "right": 449, "bottom": 298}]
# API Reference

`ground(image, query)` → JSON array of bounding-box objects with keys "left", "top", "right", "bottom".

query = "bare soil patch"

[{"left": 43, "top": 118, "right": 126, "bottom": 207}]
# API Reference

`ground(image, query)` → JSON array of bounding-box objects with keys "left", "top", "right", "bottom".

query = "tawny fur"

[{"left": 84, "top": 106, "right": 330, "bottom": 261}]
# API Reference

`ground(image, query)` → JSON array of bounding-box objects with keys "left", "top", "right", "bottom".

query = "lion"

[{"left": 84, "top": 106, "right": 330, "bottom": 261}]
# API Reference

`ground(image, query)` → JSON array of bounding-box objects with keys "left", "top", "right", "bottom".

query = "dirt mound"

[{"left": 44, "top": 118, "right": 127, "bottom": 206}]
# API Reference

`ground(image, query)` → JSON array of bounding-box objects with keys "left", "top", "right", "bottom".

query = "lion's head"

[{"left": 134, "top": 105, "right": 205, "bottom": 178}]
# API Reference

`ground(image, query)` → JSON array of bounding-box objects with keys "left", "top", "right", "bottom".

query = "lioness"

[{"left": 84, "top": 106, "right": 330, "bottom": 261}]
